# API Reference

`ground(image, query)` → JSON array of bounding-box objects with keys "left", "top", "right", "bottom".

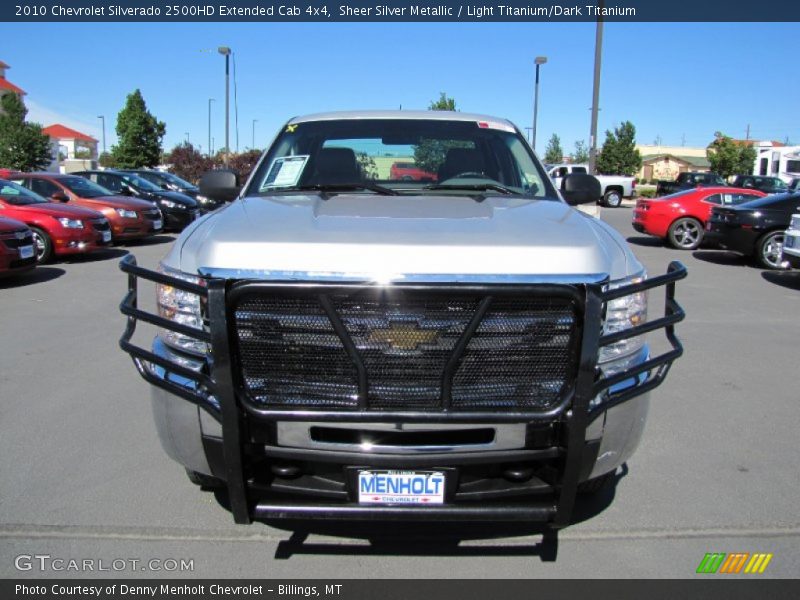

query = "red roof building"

[
  {"left": 42, "top": 124, "right": 98, "bottom": 143},
  {"left": 0, "top": 60, "right": 26, "bottom": 96}
]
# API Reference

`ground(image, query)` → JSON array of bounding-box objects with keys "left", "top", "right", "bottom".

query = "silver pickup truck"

[{"left": 120, "top": 111, "right": 685, "bottom": 528}]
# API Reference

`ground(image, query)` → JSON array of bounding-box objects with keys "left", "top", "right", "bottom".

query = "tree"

[
  {"left": 573, "top": 140, "right": 589, "bottom": 164},
  {"left": 544, "top": 134, "right": 563, "bottom": 163},
  {"left": 707, "top": 133, "right": 757, "bottom": 178},
  {"left": 413, "top": 93, "right": 468, "bottom": 176},
  {"left": 429, "top": 92, "right": 457, "bottom": 111},
  {"left": 164, "top": 142, "right": 217, "bottom": 184},
  {"left": 0, "top": 94, "right": 53, "bottom": 172},
  {"left": 111, "top": 89, "right": 166, "bottom": 168},
  {"left": 228, "top": 149, "right": 263, "bottom": 182},
  {"left": 98, "top": 151, "right": 117, "bottom": 168},
  {"left": 596, "top": 121, "right": 642, "bottom": 176}
]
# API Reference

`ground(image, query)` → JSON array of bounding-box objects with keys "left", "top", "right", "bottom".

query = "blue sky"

[{"left": 4, "top": 21, "right": 799, "bottom": 156}]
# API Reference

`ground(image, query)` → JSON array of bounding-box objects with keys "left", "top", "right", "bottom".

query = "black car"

[
  {"left": 705, "top": 192, "right": 800, "bottom": 268},
  {"left": 119, "top": 169, "right": 224, "bottom": 212},
  {"left": 73, "top": 170, "right": 200, "bottom": 231},
  {"left": 730, "top": 175, "right": 788, "bottom": 195}
]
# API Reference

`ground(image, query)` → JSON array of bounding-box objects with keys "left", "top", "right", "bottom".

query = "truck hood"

[{"left": 171, "top": 194, "right": 636, "bottom": 282}]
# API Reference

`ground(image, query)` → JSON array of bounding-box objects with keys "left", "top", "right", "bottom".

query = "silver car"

[{"left": 120, "top": 111, "right": 686, "bottom": 527}]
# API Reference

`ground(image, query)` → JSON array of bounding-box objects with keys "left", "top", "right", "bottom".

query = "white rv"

[{"left": 753, "top": 143, "right": 800, "bottom": 183}]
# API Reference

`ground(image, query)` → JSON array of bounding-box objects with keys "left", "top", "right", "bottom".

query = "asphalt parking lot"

[{"left": 1, "top": 206, "right": 799, "bottom": 579}]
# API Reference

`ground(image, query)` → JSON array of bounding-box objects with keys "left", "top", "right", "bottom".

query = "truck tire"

[
  {"left": 185, "top": 468, "right": 225, "bottom": 489},
  {"left": 667, "top": 217, "right": 703, "bottom": 250},
  {"left": 755, "top": 230, "right": 787, "bottom": 270},
  {"left": 603, "top": 189, "right": 622, "bottom": 208}
]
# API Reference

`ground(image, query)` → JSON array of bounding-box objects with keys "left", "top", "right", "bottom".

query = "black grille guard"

[{"left": 119, "top": 255, "right": 686, "bottom": 526}]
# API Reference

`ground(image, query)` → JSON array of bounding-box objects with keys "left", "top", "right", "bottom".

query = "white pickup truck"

[{"left": 548, "top": 163, "right": 636, "bottom": 208}]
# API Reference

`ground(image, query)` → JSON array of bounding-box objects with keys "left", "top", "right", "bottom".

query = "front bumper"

[
  {"left": 119, "top": 258, "right": 686, "bottom": 526},
  {"left": 162, "top": 208, "right": 200, "bottom": 230}
]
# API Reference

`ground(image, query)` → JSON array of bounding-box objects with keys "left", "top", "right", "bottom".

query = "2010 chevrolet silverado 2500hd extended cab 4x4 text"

[{"left": 119, "top": 111, "right": 686, "bottom": 528}]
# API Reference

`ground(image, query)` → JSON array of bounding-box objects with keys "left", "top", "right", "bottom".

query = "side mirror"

[
  {"left": 120, "top": 184, "right": 133, "bottom": 196},
  {"left": 199, "top": 169, "right": 240, "bottom": 204},
  {"left": 561, "top": 173, "right": 601, "bottom": 205},
  {"left": 51, "top": 191, "right": 69, "bottom": 203}
]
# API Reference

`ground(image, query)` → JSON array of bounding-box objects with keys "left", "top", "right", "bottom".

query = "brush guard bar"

[{"left": 119, "top": 255, "right": 686, "bottom": 527}]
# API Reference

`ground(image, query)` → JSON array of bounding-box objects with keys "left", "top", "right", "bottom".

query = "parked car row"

[
  {"left": 633, "top": 185, "right": 800, "bottom": 270},
  {"left": 0, "top": 167, "right": 222, "bottom": 278}
]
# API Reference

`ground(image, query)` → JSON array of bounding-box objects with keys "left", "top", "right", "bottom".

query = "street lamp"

[
  {"left": 218, "top": 46, "right": 231, "bottom": 167},
  {"left": 252, "top": 119, "right": 258, "bottom": 149},
  {"left": 208, "top": 98, "right": 215, "bottom": 158},
  {"left": 97, "top": 115, "right": 105, "bottom": 155},
  {"left": 532, "top": 56, "right": 547, "bottom": 153}
]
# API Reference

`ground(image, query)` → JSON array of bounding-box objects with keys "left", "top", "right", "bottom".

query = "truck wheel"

[
  {"left": 30, "top": 227, "right": 53, "bottom": 263},
  {"left": 577, "top": 471, "right": 615, "bottom": 495},
  {"left": 185, "top": 468, "right": 224, "bottom": 489},
  {"left": 667, "top": 217, "right": 703, "bottom": 250},
  {"left": 756, "top": 231, "right": 787, "bottom": 270},
  {"left": 603, "top": 189, "right": 622, "bottom": 208}
]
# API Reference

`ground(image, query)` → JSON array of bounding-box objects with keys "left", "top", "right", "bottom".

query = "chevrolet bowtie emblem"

[{"left": 368, "top": 323, "right": 440, "bottom": 351}]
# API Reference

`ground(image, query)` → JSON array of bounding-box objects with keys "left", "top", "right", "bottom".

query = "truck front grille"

[{"left": 231, "top": 287, "right": 581, "bottom": 412}]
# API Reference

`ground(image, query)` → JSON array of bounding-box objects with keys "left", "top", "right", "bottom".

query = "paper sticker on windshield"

[{"left": 260, "top": 155, "right": 309, "bottom": 189}]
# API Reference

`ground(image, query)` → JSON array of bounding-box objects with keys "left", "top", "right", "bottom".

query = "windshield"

[
  {"left": 121, "top": 173, "right": 162, "bottom": 192},
  {"left": 60, "top": 176, "right": 113, "bottom": 198},
  {"left": 247, "top": 117, "right": 553, "bottom": 199},
  {"left": 0, "top": 179, "right": 49, "bottom": 205},
  {"left": 157, "top": 171, "right": 195, "bottom": 188}
]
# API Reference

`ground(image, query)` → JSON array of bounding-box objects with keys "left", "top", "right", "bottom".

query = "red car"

[
  {"left": 12, "top": 172, "right": 163, "bottom": 242},
  {"left": 0, "top": 216, "right": 36, "bottom": 276},
  {"left": 0, "top": 179, "right": 110, "bottom": 263},
  {"left": 390, "top": 162, "right": 438, "bottom": 182},
  {"left": 632, "top": 187, "right": 766, "bottom": 250}
]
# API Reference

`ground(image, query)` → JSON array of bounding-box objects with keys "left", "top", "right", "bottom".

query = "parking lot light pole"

[
  {"left": 252, "top": 119, "right": 258, "bottom": 149},
  {"left": 208, "top": 98, "right": 215, "bottom": 158},
  {"left": 589, "top": 9, "right": 604, "bottom": 175},
  {"left": 532, "top": 56, "right": 547, "bottom": 153},
  {"left": 218, "top": 46, "right": 231, "bottom": 167},
  {"left": 97, "top": 115, "right": 105, "bottom": 155}
]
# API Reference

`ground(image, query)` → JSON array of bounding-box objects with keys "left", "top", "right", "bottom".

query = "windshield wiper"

[
  {"left": 294, "top": 183, "right": 399, "bottom": 197},
  {"left": 424, "top": 182, "right": 520, "bottom": 196}
]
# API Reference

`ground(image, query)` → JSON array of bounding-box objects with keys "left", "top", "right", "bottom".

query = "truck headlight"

[
  {"left": 156, "top": 264, "right": 207, "bottom": 356},
  {"left": 57, "top": 217, "right": 84, "bottom": 229},
  {"left": 599, "top": 273, "right": 647, "bottom": 373}
]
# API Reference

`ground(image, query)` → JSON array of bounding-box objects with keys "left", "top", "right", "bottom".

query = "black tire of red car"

[
  {"left": 755, "top": 230, "right": 787, "bottom": 270},
  {"left": 577, "top": 470, "right": 615, "bottom": 495},
  {"left": 667, "top": 217, "right": 704, "bottom": 250},
  {"left": 185, "top": 468, "right": 225, "bottom": 489},
  {"left": 603, "top": 189, "right": 623, "bottom": 208},
  {"left": 30, "top": 227, "right": 53, "bottom": 263}
]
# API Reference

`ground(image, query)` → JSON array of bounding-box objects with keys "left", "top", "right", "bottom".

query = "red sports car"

[
  {"left": 0, "top": 179, "right": 110, "bottom": 263},
  {"left": 0, "top": 216, "right": 36, "bottom": 276},
  {"left": 632, "top": 186, "right": 766, "bottom": 249}
]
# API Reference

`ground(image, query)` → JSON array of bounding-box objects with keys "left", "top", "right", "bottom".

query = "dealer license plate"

[
  {"left": 357, "top": 470, "right": 445, "bottom": 505},
  {"left": 19, "top": 245, "right": 34, "bottom": 259},
  {"left": 153, "top": 219, "right": 163, "bottom": 230},
  {"left": 102, "top": 231, "right": 111, "bottom": 243}
]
